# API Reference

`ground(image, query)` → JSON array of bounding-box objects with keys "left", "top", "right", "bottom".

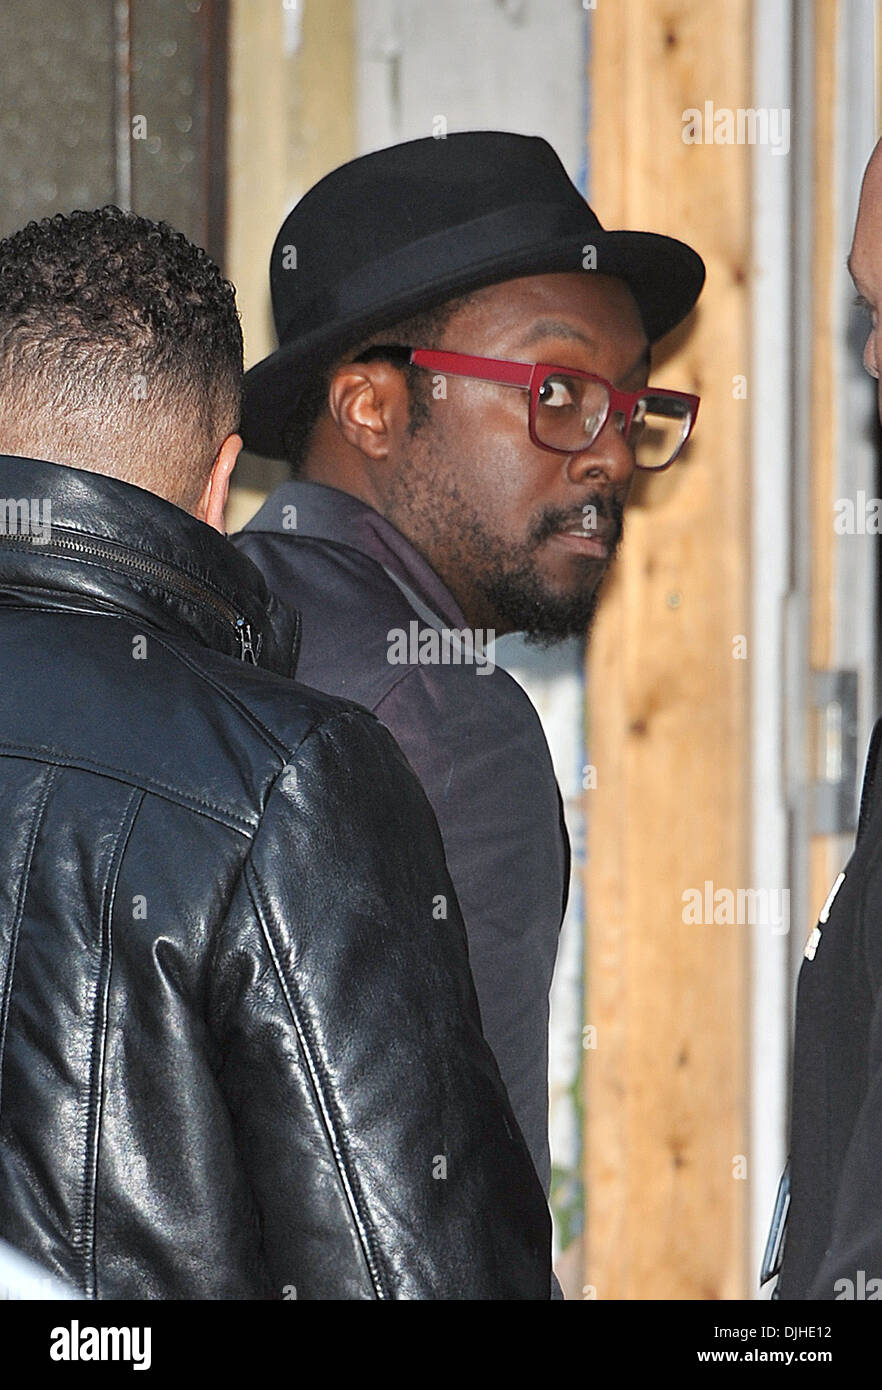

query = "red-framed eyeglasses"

[{"left": 355, "top": 345, "right": 700, "bottom": 471}]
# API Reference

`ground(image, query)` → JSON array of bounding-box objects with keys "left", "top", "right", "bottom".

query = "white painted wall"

[{"left": 356, "top": 0, "right": 588, "bottom": 174}]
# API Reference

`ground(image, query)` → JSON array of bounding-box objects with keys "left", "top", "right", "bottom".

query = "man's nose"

[
  {"left": 863, "top": 330, "right": 879, "bottom": 380},
  {"left": 564, "top": 412, "right": 636, "bottom": 486}
]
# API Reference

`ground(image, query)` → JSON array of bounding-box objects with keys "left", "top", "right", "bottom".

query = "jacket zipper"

[{"left": 0, "top": 529, "right": 263, "bottom": 664}]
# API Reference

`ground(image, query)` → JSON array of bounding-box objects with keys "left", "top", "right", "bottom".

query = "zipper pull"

[
  {"left": 818, "top": 870, "right": 845, "bottom": 924},
  {"left": 804, "top": 870, "right": 846, "bottom": 960},
  {"left": 804, "top": 926, "right": 822, "bottom": 961},
  {"left": 236, "top": 617, "right": 260, "bottom": 664}
]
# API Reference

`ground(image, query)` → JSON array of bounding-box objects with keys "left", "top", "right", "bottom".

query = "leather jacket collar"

[{"left": 0, "top": 454, "right": 300, "bottom": 677}]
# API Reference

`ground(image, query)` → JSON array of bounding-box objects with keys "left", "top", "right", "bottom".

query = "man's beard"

[
  {"left": 387, "top": 448, "right": 625, "bottom": 644},
  {"left": 477, "top": 494, "right": 625, "bottom": 645}
]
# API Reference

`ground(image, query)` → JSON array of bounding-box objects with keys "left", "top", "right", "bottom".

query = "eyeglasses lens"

[
  {"left": 628, "top": 395, "right": 691, "bottom": 470},
  {"left": 534, "top": 374, "right": 691, "bottom": 469}
]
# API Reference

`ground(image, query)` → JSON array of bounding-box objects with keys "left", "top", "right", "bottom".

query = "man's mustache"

[{"left": 529, "top": 493, "right": 626, "bottom": 549}]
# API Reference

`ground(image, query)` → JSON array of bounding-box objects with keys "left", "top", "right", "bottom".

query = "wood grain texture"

[
  {"left": 225, "top": 0, "right": 355, "bottom": 527},
  {"left": 585, "top": 0, "right": 751, "bottom": 1299},
  {"left": 226, "top": 0, "right": 355, "bottom": 371}
]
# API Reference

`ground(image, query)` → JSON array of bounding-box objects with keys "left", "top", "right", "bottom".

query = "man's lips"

[{"left": 549, "top": 520, "right": 618, "bottom": 559}]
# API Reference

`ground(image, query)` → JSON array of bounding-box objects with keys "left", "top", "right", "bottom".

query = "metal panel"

[
  {"left": 127, "top": 0, "right": 229, "bottom": 260},
  {"left": 0, "top": 0, "right": 228, "bottom": 261},
  {"left": 0, "top": 1, "right": 116, "bottom": 236},
  {"left": 750, "top": 0, "right": 795, "bottom": 1296}
]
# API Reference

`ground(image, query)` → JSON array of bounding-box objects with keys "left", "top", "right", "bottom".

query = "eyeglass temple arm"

[
  {"left": 409, "top": 348, "right": 534, "bottom": 389},
  {"left": 354, "top": 345, "right": 533, "bottom": 393},
  {"left": 359, "top": 346, "right": 700, "bottom": 433}
]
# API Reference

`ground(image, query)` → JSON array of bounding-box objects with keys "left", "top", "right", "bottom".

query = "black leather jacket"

[{"left": 0, "top": 454, "right": 551, "bottom": 1300}]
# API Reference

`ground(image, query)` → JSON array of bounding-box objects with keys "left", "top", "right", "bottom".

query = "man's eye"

[{"left": 538, "top": 375, "right": 577, "bottom": 408}]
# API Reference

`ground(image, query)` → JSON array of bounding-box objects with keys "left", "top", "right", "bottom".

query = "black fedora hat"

[{"left": 242, "top": 131, "right": 705, "bottom": 460}]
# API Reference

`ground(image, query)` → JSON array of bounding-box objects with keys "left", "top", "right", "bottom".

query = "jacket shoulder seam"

[
  {"left": 1, "top": 602, "right": 296, "bottom": 760},
  {"left": 123, "top": 627, "right": 294, "bottom": 761},
  {"left": 0, "top": 744, "right": 258, "bottom": 835}
]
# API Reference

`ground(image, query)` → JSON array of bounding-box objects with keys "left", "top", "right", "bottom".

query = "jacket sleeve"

[
  {"left": 808, "top": 985, "right": 882, "bottom": 1298},
  {"left": 374, "top": 663, "right": 568, "bottom": 1196},
  {"left": 209, "top": 708, "right": 551, "bottom": 1300},
  {"left": 808, "top": 814, "right": 882, "bottom": 1299}
]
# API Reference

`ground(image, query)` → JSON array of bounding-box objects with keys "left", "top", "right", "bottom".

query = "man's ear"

[
  {"left": 327, "top": 363, "right": 409, "bottom": 461},
  {"left": 195, "top": 432, "right": 242, "bottom": 534}
]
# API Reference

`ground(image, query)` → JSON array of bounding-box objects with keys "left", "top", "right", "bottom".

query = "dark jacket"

[
  {"left": 0, "top": 453, "right": 551, "bottom": 1301},
  {"left": 232, "top": 481, "right": 569, "bottom": 1195},
  {"left": 779, "top": 717, "right": 882, "bottom": 1299}
]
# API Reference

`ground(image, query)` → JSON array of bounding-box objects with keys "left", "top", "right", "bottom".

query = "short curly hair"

[{"left": 0, "top": 207, "right": 243, "bottom": 508}]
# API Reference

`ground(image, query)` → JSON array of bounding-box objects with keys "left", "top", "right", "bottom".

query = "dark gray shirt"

[{"left": 233, "top": 481, "right": 568, "bottom": 1194}]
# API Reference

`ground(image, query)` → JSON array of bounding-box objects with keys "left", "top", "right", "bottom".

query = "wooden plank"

[
  {"left": 226, "top": 2, "right": 288, "bottom": 373},
  {"left": 585, "top": 0, "right": 751, "bottom": 1299},
  {"left": 225, "top": 0, "right": 354, "bottom": 532},
  {"left": 810, "top": 1, "right": 837, "bottom": 681},
  {"left": 226, "top": 0, "right": 354, "bottom": 373},
  {"left": 808, "top": 1, "right": 841, "bottom": 925}
]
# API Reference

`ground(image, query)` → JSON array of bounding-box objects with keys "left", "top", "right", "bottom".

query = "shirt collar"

[{"left": 242, "top": 480, "right": 468, "bottom": 627}]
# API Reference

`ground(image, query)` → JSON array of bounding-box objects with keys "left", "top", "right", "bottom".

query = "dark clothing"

[
  {"left": 233, "top": 480, "right": 569, "bottom": 1194},
  {"left": 779, "top": 718, "right": 882, "bottom": 1299},
  {"left": 0, "top": 453, "right": 551, "bottom": 1300}
]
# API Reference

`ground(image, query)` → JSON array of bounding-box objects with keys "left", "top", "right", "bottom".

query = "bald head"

[{"left": 849, "top": 138, "right": 882, "bottom": 412}]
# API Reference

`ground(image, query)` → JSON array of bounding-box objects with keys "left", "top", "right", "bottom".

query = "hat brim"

[{"left": 242, "top": 228, "right": 704, "bottom": 460}]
